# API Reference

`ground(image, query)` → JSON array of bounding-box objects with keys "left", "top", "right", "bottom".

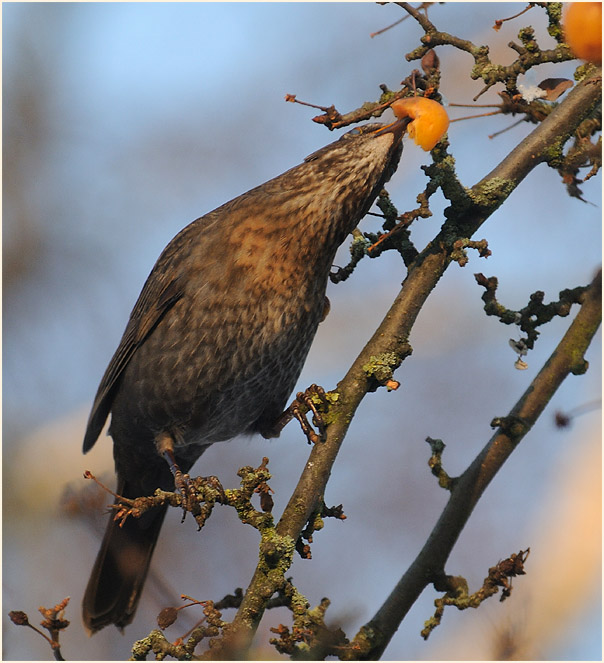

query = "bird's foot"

[
  {"left": 156, "top": 432, "right": 195, "bottom": 518},
  {"left": 278, "top": 384, "right": 328, "bottom": 445}
]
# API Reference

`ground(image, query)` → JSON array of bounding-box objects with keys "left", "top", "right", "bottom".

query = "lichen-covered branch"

[
  {"left": 475, "top": 272, "right": 589, "bottom": 357},
  {"left": 347, "top": 269, "right": 600, "bottom": 659},
  {"left": 421, "top": 549, "right": 531, "bottom": 640},
  {"left": 400, "top": 1, "right": 574, "bottom": 98}
]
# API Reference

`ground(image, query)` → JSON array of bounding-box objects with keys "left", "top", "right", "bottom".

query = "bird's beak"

[{"left": 372, "top": 116, "right": 412, "bottom": 144}]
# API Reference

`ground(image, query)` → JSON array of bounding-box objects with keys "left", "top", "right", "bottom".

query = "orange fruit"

[
  {"left": 564, "top": 2, "right": 602, "bottom": 65},
  {"left": 391, "top": 97, "right": 450, "bottom": 151}
]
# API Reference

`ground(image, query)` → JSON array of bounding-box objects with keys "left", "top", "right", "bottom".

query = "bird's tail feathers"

[{"left": 82, "top": 481, "right": 168, "bottom": 634}]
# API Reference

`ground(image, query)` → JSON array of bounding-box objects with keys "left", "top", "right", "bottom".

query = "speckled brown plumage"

[{"left": 81, "top": 119, "right": 410, "bottom": 634}]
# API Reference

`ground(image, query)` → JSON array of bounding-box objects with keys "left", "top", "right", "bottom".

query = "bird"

[{"left": 82, "top": 117, "right": 411, "bottom": 634}]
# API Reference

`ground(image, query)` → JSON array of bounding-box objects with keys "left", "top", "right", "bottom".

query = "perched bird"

[{"left": 82, "top": 117, "right": 411, "bottom": 634}]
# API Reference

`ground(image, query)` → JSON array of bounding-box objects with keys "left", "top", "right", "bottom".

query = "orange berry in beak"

[{"left": 391, "top": 97, "right": 450, "bottom": 151}]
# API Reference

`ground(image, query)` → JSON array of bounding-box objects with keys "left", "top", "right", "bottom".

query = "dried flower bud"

[
  {"left": 260, "top": 490, "right": 274, "bottom": 513},
  {"left": 537, "top": 78, "right": 573, "bottom": 101},
  {"left": 421, "top": 49, "right": 440, "bottom": 74},
  {"left": 8, "top": 611, "right": 30, "bottom": 626},
  {"left": 157, "top": 606, "right": 179, "bottom": 629}
]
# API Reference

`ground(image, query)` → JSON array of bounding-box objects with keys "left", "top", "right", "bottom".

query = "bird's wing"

[{"left": 82, "top": 273, "right": 184, "bottom": 452}]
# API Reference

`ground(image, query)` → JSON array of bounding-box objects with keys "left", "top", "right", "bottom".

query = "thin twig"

[
  {"left": 370, "top": 14, "right": 408, "bottom": 38},
  {"left": 450, "top": 110, "right": 503, "bottom": 122}
]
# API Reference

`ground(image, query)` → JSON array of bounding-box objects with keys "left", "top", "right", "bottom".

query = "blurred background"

[{"left": 3, "top": 2, "right": 601, "bottom": 660}]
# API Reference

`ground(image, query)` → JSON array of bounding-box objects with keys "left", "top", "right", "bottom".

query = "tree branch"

[
  {"left": 350, "top": 268, "right": 601, "bottom": 659},
  {"left": 207, "top": 69, "right": 601, "bottom": 659}
]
